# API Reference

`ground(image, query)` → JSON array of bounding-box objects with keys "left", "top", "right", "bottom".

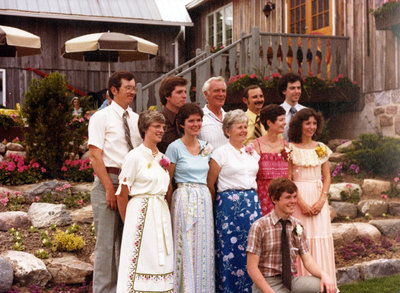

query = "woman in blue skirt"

[{"left": 207, "top": 109, "right": 262, "bottom": 293}]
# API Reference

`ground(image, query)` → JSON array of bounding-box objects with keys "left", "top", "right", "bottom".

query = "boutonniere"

[
  {"left": 315, "top": 143, "right": 328, "bottom": 159},
  {"left": 159, "top": 156, "right": 170, "bottom": 171},
  {"left": 279, "top": 146, "right": 292, "bottom": 161},
  {"left": 199, "top": 142, "right": 213, "bottom": 157},
  {"left": 244, "top": 143, "right": 255, "bottom": 155},
  {"left": 293, "top": 224, "right": 303, "bottom": 237}
]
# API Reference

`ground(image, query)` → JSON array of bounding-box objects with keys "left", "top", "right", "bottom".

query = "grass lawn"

[{"left": 338, "top": 274, "right": 400, "bottom": 293}]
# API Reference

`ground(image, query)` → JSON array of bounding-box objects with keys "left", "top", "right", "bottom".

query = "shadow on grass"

[{"left": 338, "top": 273, "right": 400, "bottom": 293}]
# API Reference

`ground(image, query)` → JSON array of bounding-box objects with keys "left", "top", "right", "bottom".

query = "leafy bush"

[
  {"left": 52, "top": 229, "right": 84, "bottom": 252},
  {"left": 68, "top": 115, "right": 89, "bottom": 158},
  {"left": 0, "top": 154, "right": 46, "bottom": 185},
  {"left": 23, "top": 72, "right": 74, "bottom": 178},
  {"left": 343, "top": 134, "right": 400, "bottom": 176},
  {"left": 35, "top": 249, "right": 49, "bottom": 259},
  {"left": 0, "top": 114, "right": 21, "bottom": 129},
  {"left": 61, "top": 158, "right": 94, "bottom": 182}
]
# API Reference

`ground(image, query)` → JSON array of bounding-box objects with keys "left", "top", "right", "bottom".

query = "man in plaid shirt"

[{"left": 247, "top": 178, "right": 336, "bottom": 293}]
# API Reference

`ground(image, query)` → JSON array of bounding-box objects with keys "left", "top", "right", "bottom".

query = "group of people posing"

[{"left": 88, "top": 71, "right": 338, "bottom": 293}]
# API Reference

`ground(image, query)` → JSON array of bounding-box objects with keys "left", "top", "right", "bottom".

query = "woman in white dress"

[{"left": 116, "top": 111, "right": 173, "bottom": 292}]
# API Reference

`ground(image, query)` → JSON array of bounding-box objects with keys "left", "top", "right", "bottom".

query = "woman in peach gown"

[{"left": 288, "top": 108, "right": 336, "bottom": 284}]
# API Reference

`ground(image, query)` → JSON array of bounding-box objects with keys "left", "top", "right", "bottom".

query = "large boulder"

[
  {"left": 0, "top": 257, "right": 13, "bottom": 292},
  {"left": 357, "top": 200, "right": 388, "bottom": 217},
  {"left": 4, "top": 150, "right": 26, "bottom": 158},
  {"left": 1, "top": 251, "right": 51, "bottom": 287},
  {"left": 28, "top": 203, "right": 72, "bottom": 228},
  {"left": 388, "top": 202, "right": 400, "bottom": 216},
  {"left": 336, "top": 266, "right": 361, "bottom": 285},
  {"left": 6, "top": 142, "right": 24, "bottom": 151},
  {"left": 0, "top": 143, "right": 6, "bottom": 154},
  {"left": 0, "top": 211, "right": 31, "bottom": 231},
  {"left": 23, "top": 180, "right": 70, "bottom": 203},
  {"left": 369, "top": 219, "right": 400, "bottom": 238},
  {"left": 361, "top": 179, "right": 391, "bottom": 198},
  {"left": 353, "top": 222, "right": 381, "bottom": 241},
  {"left": 330, "top": 202, "right": 358, "bottom": 218},
  {"left": 46, "top": 256, "right": 93, "bottom": 284},
  {"left": 70, "top": 205, "right": 93, "bottom": 224},
  {"left": 358, "top": 259, "right": 400, "bottom": 280},
  {"left": 328, "top": 152, "right": 345, "bottom": 162},
  {"left": 336, "top": 140, "right": 353, "bottom": 152},
  {"left": 329, "top": 183, "right": 362, "bottom": 201},
  {"left": 331, "top": 222, "right": 381, "bottom": 246}
]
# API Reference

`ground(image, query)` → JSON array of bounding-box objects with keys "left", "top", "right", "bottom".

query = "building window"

[
  {"left": 288, "top": 0, "right": 332, "bottom": 35},
  {"left": 207, "top": 4, "right": 233, "bottom": 48},
  {"left": 0, "top": 69, "right": 5, "bottom": 107}
]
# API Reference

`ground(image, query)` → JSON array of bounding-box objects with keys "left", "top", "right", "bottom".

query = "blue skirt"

[{"left": 215, "top": 189, "right": 262, "bottom": 293}]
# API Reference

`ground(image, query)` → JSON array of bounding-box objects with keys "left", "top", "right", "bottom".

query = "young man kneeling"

[{"left": 247, "top": 178, "right": 337, "bottom": 293}]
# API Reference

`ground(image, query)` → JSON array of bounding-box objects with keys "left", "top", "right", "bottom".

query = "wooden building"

[{"left": 0, "top": 0, "right": 193, "bottom": 108}]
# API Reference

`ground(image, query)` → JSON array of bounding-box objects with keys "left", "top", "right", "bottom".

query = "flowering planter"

[
  {"left": 375, "top": 6, "right": 400, "bottom": 30},
  {"left": 0, "top": 126, "right": 30, "bottom": 142}
]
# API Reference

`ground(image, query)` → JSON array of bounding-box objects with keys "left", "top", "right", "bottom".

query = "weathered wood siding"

[{"left": 0, "top": 15, "right": 180, "bottom": 108}]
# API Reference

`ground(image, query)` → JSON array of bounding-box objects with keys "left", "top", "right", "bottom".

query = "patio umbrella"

[
  {"left": 0, "top": 25, "right": 41, "bottom": 57},
  {"left": 62, "top": 32, "right": 158, "bottom": 75}
]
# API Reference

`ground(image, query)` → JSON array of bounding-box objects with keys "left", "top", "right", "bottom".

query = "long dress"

[
  {"left": 212, "top": 143, "right": 262, "bottom": 293},
  {"left": 165, "top": 139, "right": 214, "bottom": 292},
  {"left": 255, "top": 139, "right": 288, "bottom": 216},
  {"left": 116, "top": 144, "right": 173, "bottom": 292},
  {"left": 290, "top": 142, "right": 336, "bottom": 283}
]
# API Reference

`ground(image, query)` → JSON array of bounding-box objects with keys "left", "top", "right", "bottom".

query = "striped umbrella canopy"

[{"left": 0, "top": 25, "right": 41, "bottom": 57}]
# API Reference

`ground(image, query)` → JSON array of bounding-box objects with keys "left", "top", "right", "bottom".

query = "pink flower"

[
  {"left": 14, "top": 137, "right": 20, "bottom": 141},
  {"left": 63, "top": 183, "right": 71, "bottom": 189},
  {"left": 346, "top": 183, "right": 353, "bottom": 188},
  {"left": 394, "top": 177, "right": 399, "bottom": 182},
  {"left": 353, "top": 81, "right": 357, "bottom": 85},
  {"left": 250, "top": 73, "right": 257, "bottom": 79},
  {"left": 264, "top": 76, "right": 269, "bottom": 81},
  {"left": 61, "top": 166, "right": 67, "bottom": 172},
  {"left": 245, "top": 144, "right": 255, "bottom": 155},
  {"left": 32, "top": 162, "right": 40, "bottom": 169},
  {"left": 338, "top": 74, "right": 344, "bottom": 78},
  {"left": 333, "top": 78, "right": 339, "bottom": 82},
  {"left": 381, "top": 194, "right": 388, "bottom": 200},
  {"left": 41, "top": 167, "right": 46, "bottom": 173},
  {"left": 272, "top": 73, "right": 281, "bottom": 78},
  {"left": 159, "top": 157, "right": 171, "bottom": 170},
  {"left": 240, "top": 74, "right": 246, "bottom": 78},
  {"left": 309, "top": 71, "right": 314, "bottom": 76},
  {"left": 35, "top": 196, "right": 40, "bottom": 202},
  {"left": 0, "top": 197, "right": 9, "bottom": 206},
  {"left": 76, "top": 199, "right": 84, "bottom": 205}
]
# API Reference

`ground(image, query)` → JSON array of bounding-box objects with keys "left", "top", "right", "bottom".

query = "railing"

[{"left": 135, "top": 27, "right": 349, "bottom": 112}]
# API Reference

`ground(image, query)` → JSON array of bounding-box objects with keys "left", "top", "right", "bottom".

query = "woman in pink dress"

[
  {"left": 288, "top": 108, "right": 336, "bottom": 284},
  {"left": 253, "top": 104, "right": 289, "bottom": 216}
]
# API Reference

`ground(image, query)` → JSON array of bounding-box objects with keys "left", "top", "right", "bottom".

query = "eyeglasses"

[{"left": 122, "top": 86, "right": 136, "bottom": 92}]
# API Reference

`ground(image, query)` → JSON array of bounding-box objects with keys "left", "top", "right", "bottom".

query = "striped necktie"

[
  {"left": 122, "top": 111, "right": 134, "bottom": 151},
  {"left": 254, "top": 115, "right": 262, "bottom": 138}
]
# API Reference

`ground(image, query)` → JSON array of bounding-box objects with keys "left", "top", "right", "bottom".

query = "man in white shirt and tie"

[
  {"left": 88, "top": 71, "right": 142, "bottom": 293},
  {"left": 279, "top": 73, "right": 306, "bottom": 140},
  {"left": 198, "top": 76, "right": 229, "bottom": 149}
]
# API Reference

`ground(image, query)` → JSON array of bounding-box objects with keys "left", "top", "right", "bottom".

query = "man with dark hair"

[
  {"left": 157, "top": 76, "right": 188, "bottom": 153},
  {"left": 278, "top": 73, "right": 306, "bottom": 140},
  {"left": 247, "top": 178, "right": 336, "bottom": 293},
  {"left": 242, "top": 85, "right": 266, "bottom": 145},
  {"left": 88, "top": 71, "right": 142, "bottom": 293}
]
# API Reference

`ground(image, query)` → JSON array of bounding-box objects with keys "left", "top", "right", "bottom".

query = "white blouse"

[
  {"left": 115, "top": 144, "right": 170, "bottom": 196},
  {"left": 211, "top": 143, "right": 260, "bottom": 192}
]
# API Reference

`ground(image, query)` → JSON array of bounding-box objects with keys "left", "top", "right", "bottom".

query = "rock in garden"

[
  {"left": 1, "top": 250, "right": 51, "bottom": 287},
  {"left": 329, "top": 183, "right": 362, "bottom": 201},
  {"left": 28, "top": 203, "right": 72, "bottom": 228},
  {"left": 70, "top": 183, "right": 92, "bottom": 194},
  {"left": 331, "top": 223, "right": 358, "bottom": 246},
  {"left": 369, "top": 219, "right": 400, "bottom": 238},
  {"left": 81, "top": 151, "right": 90, "bottom": 160},
  {"left": 0, "top": 257, "right": 13, "bottom": 292},
  {"left": 329, "top": 205, "right": 337, "bottom": 222},
  {"left": 357, "top": 200, "right": 388, "bottom": 217},
  {"left": 6, "top": 142, "right": 24, "bottom": 151},
  {"left": 358, "top": 259, "right": 400, "bottom": 280},
  {"left": 389, "top": 202, "right": 400, "bottom": 216},
  {"left": 46, "top": 256, "right": 93, "bottom": 284},
  {"left": 353, "top": 222, "right": 381, "bottom": 241},
  {"left": 4, "top": 150, "right": 26, "bottom": 158},
  {"left": 23, "top": 180, "right": 69, "bottom": 202},
  {"left": 89, "top": 252, "right": 95, "bottom": 265},
  {"left": 336, "top": 266, "right": 361, "bottom": 285},
  {"left": 79, "top": 142, "right": 88, "bottom": 154},
  {"left": 330, "top": 202, "right": 358, "bottom": 218},
  {"left": 327, "top": 139, "right": 345, "bottom": 152},
  {"left": 335, "top": 140, "right": 353, "bottom": 152},
  {"left": 328, "top": 152, "right": 345, "bottom": 162},
  {"left": 361, "top": 179, "right": 391, "bottom": 198},
  {"left": 0, "top": 143, "right": 6, "bottom": 154},
  {"left": 0, "top": 211, "right": 31, "bottom": 231},
  {"left": 70, "top": 205, "right": 93, "bottom": 224}
]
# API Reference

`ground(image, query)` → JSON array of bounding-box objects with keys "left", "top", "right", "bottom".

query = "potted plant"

[{"left": 370, "top": 0, "right": 400, "bottom": 33}]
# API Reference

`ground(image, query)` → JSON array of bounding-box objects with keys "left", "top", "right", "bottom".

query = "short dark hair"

[
  {"left": 176, "top": 103, "right": 203, "bottom": 135},
  {"left": 288, "top": 108, "right": 324, "bottom": 143},
  {"left": 268, "top": 178, "right": 298, "bottom": 202},
  {"left": 242, "top": 85, "right": 261, "bottom": 99},
  {"left": 159, "top": 76, "right": 188, "bottom": 106},
  {"left": 260, "top": 104, "right": 286, "bottom": 130},
  {"left": 278, "top": 73, "right": 304, "bottom": 99},
  {"left": 108, "top": 71, "right": 135, "bottom": 99}
]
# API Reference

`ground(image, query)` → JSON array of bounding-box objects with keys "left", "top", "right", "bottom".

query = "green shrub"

[
  {"left": 61, "top": 158, "right": 94, "bottom": 182},
  {"left": 0, "top": 114, "right": 20, "bottom": 129},
  {"left": 52, "top": 229, "right": 84, "bottom": 252},
  {"left": 23, "top": 72, "right": 74, "bottom": 178},
  {"left": 35, "top": 249, "right": 49, "bottom": 259},
  {"left": 344, "top": 134, "right": 400, "bottom": 176}
]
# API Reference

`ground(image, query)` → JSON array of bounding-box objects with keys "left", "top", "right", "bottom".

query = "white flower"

[{"left": 294, "top": 224, "right": 303, "bottom": 236}]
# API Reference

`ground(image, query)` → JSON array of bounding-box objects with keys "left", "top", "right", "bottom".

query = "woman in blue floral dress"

[{"left": 207, "top": 109, "right": 262, "bottom": 293}]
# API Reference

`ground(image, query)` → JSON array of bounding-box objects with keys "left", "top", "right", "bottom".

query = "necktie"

[
  {"left": 122, "top": 111, "right": 134, "bottom": 151},
  {"left": 254, "top": 115, "right": 262, "bottom": 138},
  {"left": 280, "top": 219, "right": 292, "bottom": 290},
  {"left": 289, "top": 106, "right": 297, "bottom": 120}
]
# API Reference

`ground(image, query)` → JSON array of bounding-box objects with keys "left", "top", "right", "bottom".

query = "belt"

[{"left": 106, "top": 167, "right": 121, "bottom": 175}]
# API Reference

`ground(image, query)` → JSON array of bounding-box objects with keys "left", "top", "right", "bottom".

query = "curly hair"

[
  {"left": 278, "top": 72, "right": 304, "bottom": 99},
  {"left": 259, "top": 104, "right": 286, "bottom": 130},
  {"left": 176, "top": 103, "right": 204, "bottom": 135},
  {"left": 288, "top": 108, "right": 324, "bottom": 143},
  {"left": 159, "top": 76, "right": 188, "bottom": 106}
]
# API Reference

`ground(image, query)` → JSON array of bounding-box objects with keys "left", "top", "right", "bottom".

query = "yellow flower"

[
  {"left": 315, "top": 144, "right": 327, "bottom": 159},
  {"left": 147, "top": 162, "right": 152, "bottom": 169}
]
